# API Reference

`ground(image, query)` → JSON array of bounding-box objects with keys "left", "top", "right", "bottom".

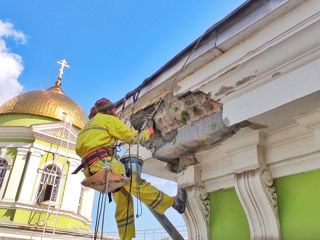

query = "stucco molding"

[
  {"left": 296, "top": 108, "right": 320, "bottom": 148},
  {"left": 31, "top": 122, "right": 78, "bottom": 148},
  {"left": 183, "top": 185, "right": 210, "bottom": 240},
  {"left": 0, "top": 122, "right": 79, "bottom": 150},
  {"left": 224, "top": 129, "right": 280, "bottom": 240},
  {"left": 0, "top": 142, "right": 32, "bottom": 148},
  {"left": 201, "top": 108, "right": 320, "bottom": 191},
  {"left": 198, "top": 185, "right": 210, "bottom": 223},
  {"left": 32, "top": 142, "right": 80, "bottom": 160},
  {"left": 0, "top": 126, "right": 34, "bottom": 140},
  {"left": 177, "top": 164, "right": 209, "bottom": 240},
  {"left": 16, "top": 147, "right": 30, "bottom": 156},
  {"left": 29, "top": 147, "right": 45, "bottom": 157},
  {"left": 235, "top": 166, "right": 280, "bottom": 240},
  {"left": 178, "top": 0, "right": 320, "bottom": 96}
]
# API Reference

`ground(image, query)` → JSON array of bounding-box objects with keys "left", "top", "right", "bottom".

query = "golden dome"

[{"left": 0, "top": 82, "right": 88, "bottom": 129}]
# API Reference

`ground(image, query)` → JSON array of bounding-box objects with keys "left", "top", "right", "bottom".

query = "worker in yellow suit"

[{"left": 73, "top": 98, "right": 186, "bottom": 240}]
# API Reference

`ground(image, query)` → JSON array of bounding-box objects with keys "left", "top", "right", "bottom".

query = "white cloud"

[
  {"left": 0, "top": 19, "right": 25, "bottom": 106},
  {"left": 0, "top": 20, "right": 26, "bottom": 44}
]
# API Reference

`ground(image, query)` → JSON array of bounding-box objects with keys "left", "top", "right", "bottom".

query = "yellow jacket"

[{"left": 76, "top": 113, "right": 151, "bottom": 159}]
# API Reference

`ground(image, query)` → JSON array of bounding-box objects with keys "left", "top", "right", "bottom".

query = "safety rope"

[
  {"left": 118, "top": 29, "right": 206, "bottom": 240},
  {"left": 122, "top": 147, "right": 134, "bottom": 240},
  {"left": 139, "top": 26, "right": 207, "bottom": 133},
  {"left": 135, "top": 132, "right": 142, "bottom": 218},
  {"left": 93, "top": 147, "right": 116, "bottom": 240}
]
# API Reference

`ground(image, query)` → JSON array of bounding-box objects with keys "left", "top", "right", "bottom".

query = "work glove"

[{"left": 147, "top": 127, "right": 155, "bottom": 136}]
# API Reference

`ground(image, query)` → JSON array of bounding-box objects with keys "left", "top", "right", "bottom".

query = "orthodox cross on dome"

[{"left": 55, "top": 59, "right": 70, "bottom": 87}]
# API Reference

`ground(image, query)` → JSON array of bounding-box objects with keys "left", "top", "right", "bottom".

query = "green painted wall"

[
  {"left": 210, "top": 188, "right": 250, "bottom": 240},
  {"left": 275, "top": 169, "right": 320, "bottom": 240},
  {"left": 0, "top": 114, "right": 88, "bottom": 231},
  {"left": 5, "top": 148, "right": 17, "bottom": 164},
  {"left": 35, "top": 139, "right": 76, "bottom": 154},
  {"left": 11, "top": 209, "right": 89, "bottom": 229},
  {"left": 0, "top": 209, "right": 15, "bottom": 221},
  {"left": 0, "top": 114, "right": 55, "bottom": 127},
  {"left": 38, "top": 152, "right": 70, "bottom": 172}
]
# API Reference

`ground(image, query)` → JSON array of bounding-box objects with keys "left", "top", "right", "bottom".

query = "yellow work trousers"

[{"left": 83, "top": 158, "right": 174, "bottom": 240}]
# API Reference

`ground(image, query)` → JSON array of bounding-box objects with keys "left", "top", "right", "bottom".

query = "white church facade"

[{"left": 0, "top": 65, "right": 116, "bottom": 239}]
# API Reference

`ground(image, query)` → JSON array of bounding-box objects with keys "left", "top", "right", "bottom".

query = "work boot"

[{"left": 173, "top": 188, "right": 186, "bottom": 214}]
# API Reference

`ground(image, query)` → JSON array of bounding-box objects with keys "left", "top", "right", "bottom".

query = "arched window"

[
  {"left": 0, "top": 158, "right": 8, "bottom": 190},
  {"left": 37, "top": 164, "right": 62, "bottom": 203}
]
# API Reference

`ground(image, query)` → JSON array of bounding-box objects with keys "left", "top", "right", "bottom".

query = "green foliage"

[
  {"left": 172, "top": 106, "right": 177, "bottom": 112},
  {"left": 179, "top": 119, "right": 186, "bottom": 125},
  {"left": 181, "top": 110, "right": 188, "bottom": 116},
  {"left": 156, "top": 118, "right": 162, "bottom": 123},
  {"left": 184, "top": 99, "right": 190, "bottom": 105},
  {"left": 171, "top": 139, "right": 176, "bottom": 145},
  {"left": 189, "top": 105, "right": 195, "bottom": 112},
  {"left": 210, "top": 122, "right": 215, "bottom": 129}
]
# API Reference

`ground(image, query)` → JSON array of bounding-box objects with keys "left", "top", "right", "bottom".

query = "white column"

[
  {"left": 222, "top": 129, "right": 280, "bottom": 240},
  {"left": 3, "top": 148, "right": 29, "bottom": 202},
  {"left": 80, "top": 187, "right": 95, "bottom": 221},
  {"left": 61, "top": 158, "right": 82, "bottom": 213},
  {"left": 17, "top": 148, "right": 44, "bottom": 204},
  {"left": 177, "top": 165, "right": 209, "bottom": 240}
]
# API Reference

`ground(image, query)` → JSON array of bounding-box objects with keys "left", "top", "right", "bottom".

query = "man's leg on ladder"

[
  {"left": 113, "top": 188, "right": 135, "bottom": 240},
  {"left": 123, "top": 171, "right": 175, "bottom": 215}
]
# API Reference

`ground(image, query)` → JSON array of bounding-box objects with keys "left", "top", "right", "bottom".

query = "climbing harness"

[{"left": 72, "top": 148, "right": 110, "bottom": 174}]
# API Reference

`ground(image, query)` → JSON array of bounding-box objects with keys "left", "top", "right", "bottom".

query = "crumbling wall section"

[
  {"left": 129, "top": 91, "right": 222, "bottom": 151},
  {"left": 124, "top": 91, "right": 252, "bottom": 173}
]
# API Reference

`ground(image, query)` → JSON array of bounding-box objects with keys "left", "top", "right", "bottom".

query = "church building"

[{"left": 0, "top": 60, "right": 115, "bottom": 239}]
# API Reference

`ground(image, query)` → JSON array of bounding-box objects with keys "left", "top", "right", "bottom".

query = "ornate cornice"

[{"left": 0, "top": 122, "right": 79, "bottom": 151}]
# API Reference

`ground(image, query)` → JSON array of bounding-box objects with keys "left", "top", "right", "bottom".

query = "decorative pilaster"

[
  {"left": 222, "top": 129, "right": 280, "bottom": 240},
  {"left": 17, "top": 148, "right": 44, "bottom": 204},
  {"left": 61, "top": 158, "right": 82, "bottom": 213},
  {"left": 3, "top": 148, "right": 29, "bottom": 202},
  {"left": 78, "top": 186, "right": 95, "bottom": 221},
  {"left": 178, "top": 165, "right": 209, "bottom": 240}
]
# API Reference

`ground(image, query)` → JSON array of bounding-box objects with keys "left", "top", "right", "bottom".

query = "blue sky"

[{"left": 0, "top": 0, "right": 244, "bottom": 237}]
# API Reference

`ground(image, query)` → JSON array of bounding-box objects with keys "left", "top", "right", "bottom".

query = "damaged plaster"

[
  {"left": 124, "top": 91, "right": 256, "bottom": 173},
  {"left": 130, "top": 91, "right": 222, "bottom": 149}
]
